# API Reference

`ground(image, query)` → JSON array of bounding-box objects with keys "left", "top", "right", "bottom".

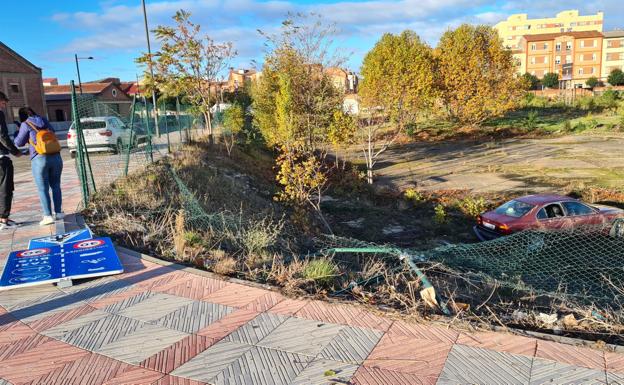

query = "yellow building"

[
  {"left": 495, "top": 10, "right": 604, "bottom": 51},
  {"left": 602, "top": 30, "right": 624, "bottom": 83}
]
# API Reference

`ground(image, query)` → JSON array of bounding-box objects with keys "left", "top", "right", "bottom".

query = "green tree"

[
  {"left": 598, "top": 89, "right": 620, "bottom": 113},
  {"left": 436, "top": 24, "right": 526, "bottom": 125},
  {"left": 521, "top": 73, "right": 540, "bottom": 90},
  {"left": 327, "top": 110, "right": 356, "bottom": 169},
  {"left": 222, "top": 103, "right": 245, "bottom": 156},
  {"left": 585, "top": 76, "right": 600, "bottom": 89},
  {"left": 541, "top": 72, "right": 559, "bottom": 89},
  {"left": 138, "top": 10, "right": 235, "bottom": 144},
  {"left": 359, "top": 30, "right": 436, "bottom": 183},
  {"left": 608, "top": 69, "right": 624, "bottom": 86}
]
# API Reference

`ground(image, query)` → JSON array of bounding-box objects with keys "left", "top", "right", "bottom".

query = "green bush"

[
  {"left": 573, "top": 122, "right": 587, "bottom": 132},
  {"left": 434, "top": 204, "right": 447, "bottom": 224},
  {"left": 184, "top": 231, "right": 203, "bottom": 247},
  {"left": 562, "top": 120, "right": 572, "bottom": 132},
  {"left": 302, "top": 258, "right": 338, "bottom": 286},
  {"left": 587, "top": 118, "right": 599, "bottom": 130},
  {"left": 578, "top": 96, "right": 596, "bottom": 111},
  {"left": 458, "top": 197, "right": 487, "bottom": 218},
  {"left": 404, "top": 188, "right": 424, "bottom": 203},
  {"left": 525, "top": 110, "right": 539, "bottom": 131}
]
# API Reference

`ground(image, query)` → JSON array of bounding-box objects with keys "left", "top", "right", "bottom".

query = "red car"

[{"left": 474, "top": 194, "right": 624, "bottom": 241}]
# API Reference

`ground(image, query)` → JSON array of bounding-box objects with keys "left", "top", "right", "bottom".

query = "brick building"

[{"left": 0, "top": 41, "right": 46, "bottom": 124}]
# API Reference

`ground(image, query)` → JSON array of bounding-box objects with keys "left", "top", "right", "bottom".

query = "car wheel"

[
  {"left": 70, "top": 151, "right": 76, "bottom": 159},
  {"left": 113, "top": 139, "right": 123, "bottom": 154},
  {"left": 609, "top": 218, "right": 624, "bottom": 238}
]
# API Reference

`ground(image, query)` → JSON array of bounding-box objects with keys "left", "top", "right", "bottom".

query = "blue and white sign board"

[
  {"left": 0, "top": 237, "right": 123, "bottom": 291},
  {"left": 29, "top": 228, "right": 93, "bottom": 248}
]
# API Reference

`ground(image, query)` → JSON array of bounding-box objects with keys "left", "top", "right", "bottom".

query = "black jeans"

[{"left": 0, "top": 156, "right": 14, "bottom": 219}]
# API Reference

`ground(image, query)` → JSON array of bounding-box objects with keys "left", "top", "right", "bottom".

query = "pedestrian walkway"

[{"left": 1, "top": 151, "right": 624, "bottom": 384}]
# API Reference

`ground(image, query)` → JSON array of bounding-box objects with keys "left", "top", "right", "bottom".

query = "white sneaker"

[
  {"left": 39, "top": 216, "right": 55, "bottom": 226},
  {"left": 0, "top": 220, "right": 18, "bottom": 230},
  {"left": 55, "top": 212, "right": 65, "bottom": 220}
]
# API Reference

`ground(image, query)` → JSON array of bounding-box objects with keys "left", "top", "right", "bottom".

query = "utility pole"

[
  {"left": 74, "top": 55, "right": 93, "bottom": 95},
  {"left": 141, "top": 0, "right": 160, "bottom": 137}
]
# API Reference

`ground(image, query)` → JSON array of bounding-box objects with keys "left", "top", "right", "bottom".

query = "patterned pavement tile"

[
  {"left": 196, "top": 308, "right": 260, "bottom": 340},
  {"left": 529, "top": 358, "right": 608, "bottom": 385},
  {"left": 0, "top": 333, "right": 52, "bottom": 362},
  {"left": 225, "top": 312, "right": 288, "bottom": 345},
  {"left": 0, "top": 378, "right": 11, "bottom": 385},
  {"left": 351, "top": 366, "right": 433, "bottom": 385},
  {"left": 202, "top": 284, "right": 268, "bottom": 308},
  {"left": 267, "top": 298, "right": 309, "bottom": 317},
  {"left": 209, "top": 345, "right": 314, "bottom": 385},
  {"left": 456, "top": 330, "right": 537, "bottom": 357},
  {"left": 606, "top": 351, "right": 624, "bottom": 374},
  {"left": 536, "top": 340, "right": 606, "bottom": 370},
  {"left": 387, "top": 320, "right": 459, "bottom": 344},
  {"left": 436, "top": 344, "right": 532, "bottom": 385},
  {"left": 364, "top": 334, "right": 451, "bottom": 382},
  {"left": 101, "top": 291, "right": 158, "bottom": 314},
  {"left": 608, "top": 371, "right": 624, "bottom": 384},
  {"left": 256, "top": 316, "right": 344, "bottom": 357},
  {"left": 0, "top": 320, "right": 37, "bottom": 347},
  {"left": 0, "top": 285, "right": 62, "bottom": 311},
  {"left": 151, "top": 375, "right": 207, "bottom": 385},
  {"left": 9, "top": 291, "right": 88, "bottom": 324},
  {"left": 243, "top": 291, "right": 285, "bottom": 312},
  {"left": 140, "top": 334, "right": 216, "bottom": 373},
  {"left": 156, "top": 300, "right": 235, "bottom": 334},
  {"left": 28, "top": 352, "right": 129, "bottom": 385},
  {"left": 157, "top": 276, "right": 229, "bottom": 300},
  {"left": 171, "top": 340, "right": 254, "bottom": 382},
  {"left": 319, "top": 325, "right": 384, "bottom": 364},
  {"left": 50, "top": 313, "right": 145, "bottom": 351},
  {"left": 89, "top": 286, "right": 150, "bottom": 310},
  {"left": 41, "top": 308, "right": 111, "bottom": 339},
  {"left": 26, "top": 304, "right": 96, "bottom": 333},
  {"left": 65, "top": 277, "right": 139, "bottom": 304},
  {"left": 116, "top": 293, "right": 194, "bottom": 323},
  {"left": 95, "top": 322, "right": 189, "bottom": 365},
  {"left": 0, "top": 338, "right": 90, "bottom": 385},
  {"left": 103, "top": 365, "right": 165, "bottom": 385},
  {"left": 290, "top": 358, "right": 359, "bottom": 385},
  {"left": 347, "top": 310, "right": 393, "bottom": 332},
  {"left": 295, "top": 300, "right": 361, "bottom": 325}
]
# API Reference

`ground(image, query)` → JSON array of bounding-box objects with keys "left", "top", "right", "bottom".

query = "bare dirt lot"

[{"left": 371, "top": 132, "right": 624, "bottom": 194}]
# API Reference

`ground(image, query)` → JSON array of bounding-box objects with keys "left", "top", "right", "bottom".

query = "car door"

[
  {"left": 561, "top": 201, "right": 601, "bottom": 226},
  {"left": 535, "top": 203, "right": 571, "bottom": 230}
]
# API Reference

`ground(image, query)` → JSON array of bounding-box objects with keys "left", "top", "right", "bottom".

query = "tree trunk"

[
  {"left": 366, "top": 167, "right": 373, "bottom": 185},
  {"left": 203, "top": 112, "right": 214, "bottom": 145}
]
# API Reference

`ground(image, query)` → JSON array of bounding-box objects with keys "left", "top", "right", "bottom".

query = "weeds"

[
  {"left": 302, "top": 258, "right": 339, "bottom": 287},
  {"left": 457, "top": 196, "right": 487, "bottom": 218},
  {"left": 525, "top": 110, "right": 539, "bottom": 131},
  {"left": 404, "top": 187, "right": 424, "bottom": 203},
  {"left": 434, "top": 204, "right": 447, "bottom": 224}
]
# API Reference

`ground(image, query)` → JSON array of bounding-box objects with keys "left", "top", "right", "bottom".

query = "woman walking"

[{"left": 14, "top": 107, "right": 63, "bottom": 226}]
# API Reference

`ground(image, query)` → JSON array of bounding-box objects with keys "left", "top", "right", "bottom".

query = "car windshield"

[{"left": 494, "top": 200, "right": 535, "bottom": 218}]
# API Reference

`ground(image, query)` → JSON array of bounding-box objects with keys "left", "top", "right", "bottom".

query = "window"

[
  {"left": 566, "top": 55, "right": 572, "bottom": 63},
  {"left": 591, "top": 67, "right": 595, "bottom": 74},
  {"left": 579, "top": 54, "right": 584, "bottom": 62},
  {"left": 570, "top": 22, "right": 577, "bottom": 27},
  {"left": 556, "top": 43, "right": 561, "bottom": 51},
  {"left": 544, "top": 56, "right": 549, "bottom": 64},
  {"left": 566, "top": 42, "right": 572, "bottom": 50},
  {"left": 593, "top": 39, "right": 597, "bottom": 47},
  {"left": 544, "top": 43, "right": 549, "bottom": 50},
  {"left": 578, "top": 68, "right": 584, "bottom": 75},
  {"left": 494, "top": 200, "right": 535, "bottom": 218},
  {"left": 562, "top": 201, "right": 595, "bottom": 216},
  {"left": 537, "top": 208, "right": 548, "bottom": 220},
  {"left": 9, "top": 83, "right": 19, "bottom": 93},
  {"left": 555, "top": 56, "right": 561, "bottom": 65},
  {"left": 54, "top": 109, "right": 65, "bottom": 122},
  {"left": 111, "top": 89, "right": 118, "bottom": 98},
  {"left": 531, "top": 43, "right": 537, "bottom": 51},
  {"left": 592, "top": 53, "right": 596, "bottom": 61},
  {"left": 580, "top": 40, "right": 585, "bottom": 48},
  {"left": 541, "top": 204, "right": 566, "bottom": 219},
  {"left": 530, "top": 57, "right": 536, "bottom": 64}
]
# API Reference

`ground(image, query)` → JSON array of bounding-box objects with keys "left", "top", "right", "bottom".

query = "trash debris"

[
  {"left": 512, "top": 310, "right": 528, "bottom": 322},
  {"left": 537, "top": 313, "right": 558, "bottom": 325},
  {"left": 562, "top": 314, "right": 578, "bottom": 328}
]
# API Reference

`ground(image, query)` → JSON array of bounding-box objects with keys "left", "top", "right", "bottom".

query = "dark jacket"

[{"left": 0, "top": 111, "right": 20, "bottom": 157}]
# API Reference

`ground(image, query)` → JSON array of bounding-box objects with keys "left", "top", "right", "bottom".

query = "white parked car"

[{"left": 67, "top": 117, "right": 136, "bottom": 158}]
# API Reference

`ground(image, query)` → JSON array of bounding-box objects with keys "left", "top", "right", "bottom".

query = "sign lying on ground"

[
  {"left": 28, "top": 228, "right": 93, "bottom": 248},
  {"left": 0, "top": 237, "right": 123, "bottom": 290}
]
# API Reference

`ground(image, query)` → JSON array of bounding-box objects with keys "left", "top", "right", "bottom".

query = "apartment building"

[
  {"left": 495, "top": 10, "right": 604, "bottom": 50},
  {"left": 520, "top": 31, "right": 603, "bottom": 88},
  {"left": 602, "top": 30, "right": 624, "bottom": 82}
]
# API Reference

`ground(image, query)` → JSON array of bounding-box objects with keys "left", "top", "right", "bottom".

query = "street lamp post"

[
  {"left": 141, "top": 0, "right": 161, "bottom": 138},
  {"left": 74, "top": 55, "right": 94, "bottom": 94}
]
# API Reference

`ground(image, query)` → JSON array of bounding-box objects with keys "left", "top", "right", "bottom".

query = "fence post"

[
  {"left": 163, "top": 99, "right": 171, "bottom": 153},
  {"left": 70, "top": 81, "right": 89, "bottom": 206},
  {"left": 142, "top": 96, "right": 154, "bottom": 163},
  {"left": 124, "top": 96, "right": 137, "bottom": 177}
]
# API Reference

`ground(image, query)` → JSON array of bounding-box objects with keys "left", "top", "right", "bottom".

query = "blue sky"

[{"left": 2, "top": 0, "right": 623, "bottom": 84}]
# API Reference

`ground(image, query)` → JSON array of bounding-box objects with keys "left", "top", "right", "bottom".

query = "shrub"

[
  {"left": 578, "top": 96, "right": 596, "bottom": 111},
  {"left": 608, "top": 69, "right": 624, "bottom": 86},
  {"left": 562, "top": 120, "right": 572, "bottom": 132},
  {"left": 302, "top": 258, "right": 338, "bottom": 286},
  {"left": 184, "top": 231, "right": 203, "bottom": 247},
  {"left": 573, "top": 122, "right": 587, "bottom": 132},
  {"left": 525, "top": 110, "right": 539, "bottom": 131},
  {"left": 404, "top": 188, "right": 424, "bottom": 203},
  {"left": 434, "top": 204, "right": 447, "bottom": 224},
  {"left": 586, "top": 118, "right": 599, "bottom": 130},
  {"left": 586, "top": 76, "right": 600, "bottom": 89},
  {"left": 405, "top": 122, "right": 417, "bottom": 137},
  {"left": 542, "top": 72, "right": 559, "bottom": 89},
  {"left": 458, "top": 197, "right": 487, "bottom": 218}
]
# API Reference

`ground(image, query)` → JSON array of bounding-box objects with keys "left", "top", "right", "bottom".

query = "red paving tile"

[
  {"left": 140, "top": 334, "right": 216, "bottom": 373},
  {"left": 196, "top": 308, "right": 259, "bottom": 340},
  {"left": 606, "top": 351, "right": 624, "bottom": 374},
  {"left": 364, "top": 333, "right": 451, "bottom": 382},
  {"left": 0, "top": 339, "right": 89, "bottom": 384},
  {"left": 387, "top": 320, "right": 459, "bottom": 344},
  {"left": 0, "top": 321, "right": 37, "bottom": 346},
  {"left": 536, "top": 340, "right": 606, "bottom": 370},
  {"left": 243, "top": 291, "right": 285, "bottom": 312},
  {"left": 152, "top": 375, "right": 207, "bottom": 385},
  {"left": 351, "top": 365, "right": 434, "bottom": 385},
  {"left": 103, "top": 364, "right": 165, "bottom": 385},
  {"left": 456, "top": 331, "right": 537, "bottom": 357},
  {"left": 0, "top": 333, "right": 53, "bottom": 362},
  {"left": 348, "top": 309, "right": 394, "bottom": 332},
  {"left": 295, "top": 300, "right": 361, "bottom": 325},
  {"left": 202, "top": 283, "right": 267, "bottom": 308},
  {"left": 27, "top": 304, "right": 96, "bottom": 333},
  {"left": 157, "top": 275, "right": 229, "bottom": 300},
  {"left": 267, "top": 298, "right": 309, "bottom": 316},
  {"left": 31, "top": 352, "right": 128, "bottom": 385}
]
